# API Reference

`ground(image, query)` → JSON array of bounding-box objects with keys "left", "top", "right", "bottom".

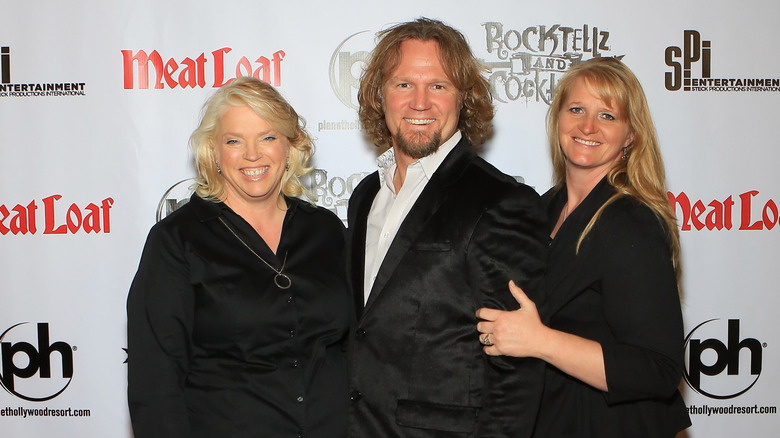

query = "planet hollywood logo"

[
  {"left": 482, "top": 22, "right": 614, "bottom": 105},
  {"left": 0, "top": 322, "right": 75, "bottom": 402},
  {"left": 665, "top": 30, "right": 780, "bottom": 92},
  {"left": 156, "top": 178, "right": 196, "bottom": 222},
  {"left": 0, "top": 46, "right": 86, "bottom": 98},
  {"left": 122, "top": 47, "right": 286, "bottom": 90},
  {"left": 684, "top": 319, "right": 764, "bottom": 399}
]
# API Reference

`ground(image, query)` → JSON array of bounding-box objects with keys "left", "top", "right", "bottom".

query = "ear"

[{"left": 623, "top": 131, "right": 635, "bottom": 148}]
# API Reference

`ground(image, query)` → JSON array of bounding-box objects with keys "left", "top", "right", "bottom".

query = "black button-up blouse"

[{"left": 128, "top": 194, "right": 351, "bottom": 438}]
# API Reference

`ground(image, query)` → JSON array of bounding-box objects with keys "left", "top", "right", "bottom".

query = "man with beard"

[{"left": 346, "top": 18, "right": 548, "bottom": 437}]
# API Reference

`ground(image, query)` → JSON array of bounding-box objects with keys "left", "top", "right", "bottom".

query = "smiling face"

[
  {"left": 558, "top": 76, "right": 634, "bottom": 182},
  {"left": 382, "top": 39, "right": 462, "bottom": 162},
  {"left": 214, "top": 105, "right": 288, "bottom": 209}
]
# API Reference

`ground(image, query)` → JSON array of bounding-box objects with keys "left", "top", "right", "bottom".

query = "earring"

[
  {"left": 216, "top": 162, "right": 222, "bottom": 174},
  {"left": 285, "top": 159, "right": 289, "bottom": 172},
  {"left": 621, "top": 147, "right": 628, "bottom": 161}
]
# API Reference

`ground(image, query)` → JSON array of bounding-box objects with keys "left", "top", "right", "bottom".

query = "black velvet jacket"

[
  {"left": 127, "top": 195, "right": 351, "bottom": 438},
  {"left": 346, "top": 139, "right": 549, "bottom": 438}
]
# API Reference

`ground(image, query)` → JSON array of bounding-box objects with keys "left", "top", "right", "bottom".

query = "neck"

[{"left": 564, "top": 167, "right": 610, "bottom": 212}]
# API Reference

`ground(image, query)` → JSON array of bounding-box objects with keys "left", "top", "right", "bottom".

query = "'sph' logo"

[
  {"left": 665, "top": 30, "right": 711, "bottom": 91},
  {"left": 684, "top": 319, "right": 763, "bottom": 399},
  {"left": 0, "top": 322, "right": 75, "bottom": 401}
]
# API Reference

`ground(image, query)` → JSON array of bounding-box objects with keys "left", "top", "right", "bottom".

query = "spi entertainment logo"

[
  {"left": 684, "top": 319, "right": 765, "bottom": 399},
  {"left": 665, "top": 30, "right": 780, "bottom": 92},
  {"left": 0, "top": 323, "right": 75, "bottom": 402},
  {"left": 0, "top": 46, "right": 86, "bottom": 98}
]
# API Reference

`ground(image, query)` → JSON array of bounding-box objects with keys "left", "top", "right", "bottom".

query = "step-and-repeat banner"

[{"left": 1, "top": 0, "right": 777, "bottom": 436}]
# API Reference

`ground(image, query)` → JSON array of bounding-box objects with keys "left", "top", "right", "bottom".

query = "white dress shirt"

[{"left": 363, "top": 131, "right": 462, "bottom": 304}]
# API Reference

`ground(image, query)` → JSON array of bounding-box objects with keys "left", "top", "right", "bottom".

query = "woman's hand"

[{"left": 476, "top": 280, "right": 546, "bottom": 358}]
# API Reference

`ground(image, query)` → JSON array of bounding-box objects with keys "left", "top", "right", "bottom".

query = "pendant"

[{"left": 274, "top": 273, "right": 292, "bottom": 289}]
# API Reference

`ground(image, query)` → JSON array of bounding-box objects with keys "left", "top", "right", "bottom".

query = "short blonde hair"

[{"left": 190, "top": 76, "right": 314, "bottom": 201}]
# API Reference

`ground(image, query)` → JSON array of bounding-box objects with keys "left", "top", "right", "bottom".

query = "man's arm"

[{"left": 468, "top": 183, "right": 548, "bottom": 437}]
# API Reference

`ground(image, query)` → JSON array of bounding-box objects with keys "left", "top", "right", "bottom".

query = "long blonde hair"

[{"left": 547, "top": 57, "right": 680, "bottom": 279}]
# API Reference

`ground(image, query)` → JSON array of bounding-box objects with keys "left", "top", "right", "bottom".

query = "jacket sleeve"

[
  {"left": 127, "top": 223, "right": 194, "bottom": 438},
  {"left": 597, "top": 201, "right": 685, "bottom": 404},
  {"left": 468, "top": 184, "right": 548, "bottom": 437}
]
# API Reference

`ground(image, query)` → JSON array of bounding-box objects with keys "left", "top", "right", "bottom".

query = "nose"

[
  {"left": 410, "top": 88, "right": 431, "bottom": 111},
  {"left": 244, "top": 143, "right": 262, "bottom": 160},
  {"left": 579, "top": 114, "right": 598, "bottom": 135}
]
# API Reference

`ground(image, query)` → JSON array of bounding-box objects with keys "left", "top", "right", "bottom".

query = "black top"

[
  {"left": 534, "top": 178, "right": 691, "bottom": 437},
  {"left": 127, "top": 194, "right": 351, "bottom": 438}
]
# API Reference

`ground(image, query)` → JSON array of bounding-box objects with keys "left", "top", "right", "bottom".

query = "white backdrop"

[{"left": 1, "top": 0, "right": 778, "bottom": 436}]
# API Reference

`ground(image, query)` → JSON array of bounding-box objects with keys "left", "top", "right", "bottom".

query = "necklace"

[{"left": 218, "top": 217, "right": 291, "bottom": 289}]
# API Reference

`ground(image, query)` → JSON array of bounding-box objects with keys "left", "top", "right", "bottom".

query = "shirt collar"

[{"left": 376, "top": 130, "right": 462, "bottom": 189}]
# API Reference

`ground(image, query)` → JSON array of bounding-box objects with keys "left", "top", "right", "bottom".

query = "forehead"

[
  {"left": 565, "top": 77, "right": 622, "bottom": 110},
  {"left": 389, "top": 39, "right": 447, "bottom": 75}
]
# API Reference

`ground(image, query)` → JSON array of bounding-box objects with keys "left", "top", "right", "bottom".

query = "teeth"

[
  {"left": 575, "top": 137, "right": 600, "bottom": 146},
  {"left": 405, "top": 118, "right": 435, "bottom": 125},
  {"left": 241, "top": 167, "right": 269, "bottom": 177}
]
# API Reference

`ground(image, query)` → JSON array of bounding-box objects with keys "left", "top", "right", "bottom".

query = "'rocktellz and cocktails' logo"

[
  {"left": 482, "top": 22, "right": 613, "bottom": 105},
  {"left": 0, "top": 46, "right": 86, "bottom": 98},
  {"left": 665, "top": 30, "right": 780, "bottom": 92}
]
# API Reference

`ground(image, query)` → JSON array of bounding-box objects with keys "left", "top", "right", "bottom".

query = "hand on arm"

[{"left": 477, "top": 281, "right": 608, "bottom": 392}]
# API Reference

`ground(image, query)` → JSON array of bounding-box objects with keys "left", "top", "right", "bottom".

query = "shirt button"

[
  {"left": 290, "top": 329, "right": 296, "bottom": 338},
  {"left": 293, "top": 359, "right": 299, "bottom": 368},
  {"left": 296, "top": 396, "right": 304, "bottom": 403},
  {"left": 287, "top": 296, "right": 294, "bottom": 303},
  {"left": 350, "top": 390, "right": 362, "bottom": 402},
  {"left": 355, "top": 328, "right": 366, "bottom": 339}
]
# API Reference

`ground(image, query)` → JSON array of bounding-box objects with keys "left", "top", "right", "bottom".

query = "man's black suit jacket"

[{"left": 346, "top": 138, "right": 548, "bottom": 437}]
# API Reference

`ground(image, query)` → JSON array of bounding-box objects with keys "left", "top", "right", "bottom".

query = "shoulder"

[
  {"left": 592, "top": 195, "right": 671, "bottom": 254},
  {"left": 461, "top": 156, "right": 541, "bottom": 203},
  {"left": 289, "top": 197, "right": 345, "bottom": 232}
]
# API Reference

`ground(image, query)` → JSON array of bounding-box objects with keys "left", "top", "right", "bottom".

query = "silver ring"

[{"left": 483, "top": 333, "right": 493, "bottom": 346}]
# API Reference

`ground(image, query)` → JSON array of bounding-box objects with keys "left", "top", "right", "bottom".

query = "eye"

[
  {"left": 568, "top": 106, "right": 583, "bottom": 114},
  {"left": 432, "top": 84, "right": 444, "bottom": 90},
  {"left": 225, "top": 138, "right": 240, "bottom": 146},
  {"left": 397, "top": 82, "right": 410, "bottom": 88},
  {"left": 600, "top": 112, "right": 616, "bottom": 121},
  {"left": 262, "top": 135, "right": 277, "bottom": 142}
]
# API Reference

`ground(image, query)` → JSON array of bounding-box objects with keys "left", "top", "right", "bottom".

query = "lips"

[
  {"left": 240, "top": 166, "right": 269, "bottom": 180},
  {"left": 574, "top": 137, "right": 601, "bottom": 146},
  {"left": 404, "top": 118, "right": 435, "bottom": 125}
]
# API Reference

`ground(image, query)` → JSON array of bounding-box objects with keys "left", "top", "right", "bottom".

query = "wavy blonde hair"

[
  {"left": 358, "top": 17, "right": 494, "bottom": 150},
  {"left": 547, "top": 57, "right": 680, "bottom": 279},
  {"left": 190, "top": 76, "right": 314, "bottom": 201}
]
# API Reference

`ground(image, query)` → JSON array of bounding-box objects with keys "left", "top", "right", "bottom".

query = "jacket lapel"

[
  {"left": 544, "top": 178, "right": 615, "bottom": 316},
  {"left": 349, "top": 173, "right": 380, "bottom": 320},
  {"left": 362, "top": 140, "right": 474, "bottom": 316}
]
